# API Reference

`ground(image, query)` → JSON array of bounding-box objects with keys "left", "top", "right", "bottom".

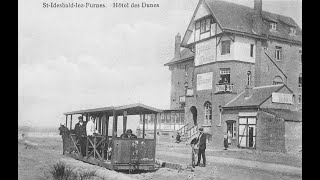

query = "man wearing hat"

[
  {"left": 195, "top": 127, "right": 207, "bottom": 167},
  {"left": 74, "top": 116, "right": 87, "bottom": 156}
]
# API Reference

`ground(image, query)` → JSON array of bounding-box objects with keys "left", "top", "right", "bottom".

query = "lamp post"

[{"left": 218, "top": 105, "right": 223, "bottom": 126}]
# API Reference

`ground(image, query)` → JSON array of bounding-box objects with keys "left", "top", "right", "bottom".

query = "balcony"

[{"left": 215, "top": 84, "right": 234, "bottom": 93}]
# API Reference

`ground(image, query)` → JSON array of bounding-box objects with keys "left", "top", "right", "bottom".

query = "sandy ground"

[{"left": 18, "top": 135, "right": 302, "bottom": 180}]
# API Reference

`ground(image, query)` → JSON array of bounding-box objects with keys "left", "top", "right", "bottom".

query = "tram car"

[{"left": 59, "top": 103, "right": 161, "bottom": 171}]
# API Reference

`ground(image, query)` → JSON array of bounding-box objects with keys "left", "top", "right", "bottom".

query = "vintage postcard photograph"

[{"left": 18, "top": 0, "right": 302, "bottom": 179}]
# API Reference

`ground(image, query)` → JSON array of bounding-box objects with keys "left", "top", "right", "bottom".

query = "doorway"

[
  {"left": 238, "top": 117, "right": 256, "bottom": 148},
  {"left": 190, "top": 106, "right": 197, "bottom": 126}
]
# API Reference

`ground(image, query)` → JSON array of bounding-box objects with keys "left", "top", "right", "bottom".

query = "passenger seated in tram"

[{"left": 120, "top": 129, "right": 137, "bottom": 139}]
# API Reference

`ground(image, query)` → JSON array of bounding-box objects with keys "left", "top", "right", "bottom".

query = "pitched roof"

[
  {"left": 166, "top": 0, "right": 301, "bottom": 66},
  {"left": 204, "top": 0, "right": 301, "bottom": 43},
  {"left": 261, "top": 108, "right": 302, "bottom": 122},
  {"left": 164, "top": 48, "right": 194, "bottom": 66},
  {"left": 224, "top": 84, "right": 285, "bottom": 108}
]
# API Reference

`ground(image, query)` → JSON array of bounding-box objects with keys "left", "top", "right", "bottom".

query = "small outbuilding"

[{"left": 221, "top": 84, "right": 302, "bottom": 153}]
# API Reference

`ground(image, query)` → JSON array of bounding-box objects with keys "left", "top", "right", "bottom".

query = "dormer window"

[
  {"left": 196, "top": 17, "right": 212, "bottom": 34},
  {"left": 290, "top": 27, "right": 296, "bottom": 35},
  {"left": 270, "top": 23, "right": 277, "bottom": 31}
]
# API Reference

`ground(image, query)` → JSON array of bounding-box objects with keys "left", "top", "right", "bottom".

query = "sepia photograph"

[{"left": 18, "top": 0, "right": 302, "bottom": 179}]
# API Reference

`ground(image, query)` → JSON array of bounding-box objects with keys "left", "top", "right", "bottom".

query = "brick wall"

[
  {"left": 285, "top": 121, "right": 302, "bottom": 153},
  {"left": 169, "top": 59, "right": 194, "bottom": 109},
  {"left": 256, "top": 110, "right": 286, "bottom": 152}
]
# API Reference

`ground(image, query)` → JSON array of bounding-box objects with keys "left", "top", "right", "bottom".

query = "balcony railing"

[{"left": 215, "top": 84, "right": 234, "bottom": 93}]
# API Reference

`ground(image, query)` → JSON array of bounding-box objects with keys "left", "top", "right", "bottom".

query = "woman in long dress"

[
  {"left": 223, "top": 133, "right": 228, "bottom": 150},
  {"left": 227, "top": 131, "right": 232, "bottom": 145}
]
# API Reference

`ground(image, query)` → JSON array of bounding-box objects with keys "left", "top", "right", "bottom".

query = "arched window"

[
  {"left": 298, "top": 73, "right": 302, "bottom": 87},
  {"left": 273, "top": 76, "right": 283, "bottom": 85},
  {"left": 247, "top": 71, "right": 251, "bottom": 86},
  {"left": 204, "top": 101, "right": 212, "bottom": 125}
]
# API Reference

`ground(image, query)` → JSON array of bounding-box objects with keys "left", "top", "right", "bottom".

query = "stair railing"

[{"left": 177, "top": 123, "right": 188, "bottom": 136}]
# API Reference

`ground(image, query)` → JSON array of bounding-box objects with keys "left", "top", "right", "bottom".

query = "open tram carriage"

[{"left": 60, "top": 103, "right": 161, "bottom": 171}]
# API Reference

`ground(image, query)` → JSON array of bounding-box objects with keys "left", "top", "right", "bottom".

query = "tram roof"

[{"left": 63, "top": 103, "right": 162, "bottom": 116}]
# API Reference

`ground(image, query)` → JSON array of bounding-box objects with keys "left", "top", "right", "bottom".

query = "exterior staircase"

[{"left": 177, "top": 124, "right": 198, "bottom": 143}]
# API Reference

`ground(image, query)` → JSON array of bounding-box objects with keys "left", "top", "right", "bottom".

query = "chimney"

[
  {"left": 253, "top": 0, "right": 263, "bottom": 35},
  {"left": 244, "top": 85, "right": 253, "bottom": 98},
  {"left": 175, "top": 33, "right": 181, "bottom": 59},
  {"left": 254, "top": 0, "right": 262, "bottom": 15}
]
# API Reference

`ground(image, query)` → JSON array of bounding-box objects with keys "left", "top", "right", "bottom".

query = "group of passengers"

[{"left": 73, "top": 116, "right": 137, "bottom": 157}]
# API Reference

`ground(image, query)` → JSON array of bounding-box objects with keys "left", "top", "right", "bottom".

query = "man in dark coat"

[
  {"left": 74, "top": 116, "right": 86, "bottom": 156},
  {"left": 195, "top": 127, "right": 207, "bottom": 167}
]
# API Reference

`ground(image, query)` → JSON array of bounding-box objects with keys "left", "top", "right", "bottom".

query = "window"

[
  {"left": 247, "top": 71, "right": 252, "bottom": 86},
  {"left": 275, "top": 46, "right": 282, "bottom": 60},
  {"left": 160, "top": 113, "right": 165, "bottom": 124},
  {"left": 185, "top": 65, "right": 188, "bottom": 76},
  {"left": 219, "top": 68, "right": 231, "bottom": 84},
  {"left": 226, "top": 120, "right": 236, "bottom": 138},
  {"left": 166, "top": 113, "right": 171, "bottom": 124},
  {"left": 238, "top": 117, "right": 256, "bottom": 148},
  {"left": 205, "top": 19, "right": 211, "bottom": 31},
  {"left": 273, "top": 76, "right": 283, "bottom": 85},
  {"left": 250, "top": 44, "right": 254, "bottom": 57},
  {"left": 149, "top": 114, "right": 154, "bottom": 124},
  {"left": 290, "top": 27, "right": 296, "bottom": 35},
  {"left": 298, "top": 95, "right": 302, "bottom": 104},
  {"left": 195, "top": 21, "right": 200, "bottom": 29},
  {"left": 200, "top": 19, "right": 206, "bottom": 33},
  {"left": 204, "top": 101, "right": 212, "bottom": 125},
  {"left": 179, "top": 103, "right": 185, "bottom": 109},
  {"left": 299, "top": 50, "right": 302, "bottom": 64},
  {"left": 180, "top": 113, "right": 185, "bottom": 124},
  {"left": 221, "top": 40, "right": 231, "bottom": 55},
  {"left": 270, "top": 23, "right": 277, "bottom": 31},
  {"left": 140, "top": 114, "right": 143, "bottom": 124},
  {"left": 196, "top": 17, "right": 212, "bottom": 34},
  {"left": 298, "top": 73, "right": 302, "bottom": 87},
  {"left": 292, "top": 95, "right": 295, "bottom": 104}
]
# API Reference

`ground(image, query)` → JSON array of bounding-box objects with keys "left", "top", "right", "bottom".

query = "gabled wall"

[
  {"left": 260, "top": 86, "right": 296, "bottom": 110},
  {"left": 256, "top": 41, "right": 302, "bottom": 110},
  {"left": 184, "top": 0, "right": 223, "bottom": 46}
]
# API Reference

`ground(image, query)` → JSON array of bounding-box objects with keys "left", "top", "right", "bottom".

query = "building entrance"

[
  {"left": 238, "top": 117, "right": 256, "bottom": 148},
  {"left": 190, "top": 106, "right": 197, "bottom": 126}
]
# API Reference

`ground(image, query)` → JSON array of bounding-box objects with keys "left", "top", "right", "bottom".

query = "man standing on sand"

[
  {"left": 195, "top": 127, "right": 207, "bottom": 167},
  {"left": 74, "top": 116, "right": 86, "bottom": 156}
]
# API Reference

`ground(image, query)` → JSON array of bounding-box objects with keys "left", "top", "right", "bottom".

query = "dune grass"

[{"left": 44, "top": 161, "right": 98, "bottom": 180}]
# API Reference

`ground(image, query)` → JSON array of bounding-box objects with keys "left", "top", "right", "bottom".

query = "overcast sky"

[{"left": 18, "top": 0, "right": 302, "bottom": 128}]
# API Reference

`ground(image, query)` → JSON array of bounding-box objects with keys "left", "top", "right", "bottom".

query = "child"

[{"left": 190, "top": 137, "right": 198, "bottom": 168}]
